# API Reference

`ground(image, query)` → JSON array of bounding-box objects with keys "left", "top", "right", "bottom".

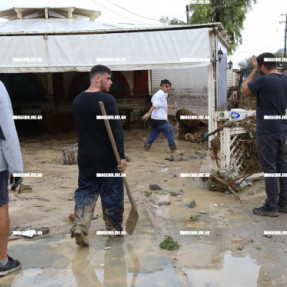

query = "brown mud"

[{"left": 1, "top": 130, "right": 286, "bottom": 286}]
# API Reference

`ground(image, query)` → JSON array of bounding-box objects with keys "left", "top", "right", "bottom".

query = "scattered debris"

[
  {"left": 62, "top": 143, "right": 78, "bottom": 165},
  {"left": 199, "top": 211, "right": 207, "bottom": 214},
  {"left": 175, "top": 109, "right": 208, "bottom": 141},
  {"left": 165, "top": 152, "right": 188, "bottom": 162},
  {"left": 170, "top": 191, "right": 180, "bottom": 197},
  {"left": 19, "top": 184, "right": 32, "bottom": 193},
  {"left": 68, "top": 214, "right": 74, "bottom": 222},
  {"left": 190, "top": 215, "right": 200, "bottom": 222},
  {"left": 186, "top": 200, "right": 196, "bottom": 208},
  {"left": 149, "top": 184, "right": 162, "bottom": 190},
  {"left": 202, "top": 170, "right": 247, "bottom": 201},
  {"left": 158, "top": 201, "right": 171, "bottom": 206},
  {"left": 11, "top": 226, "right": 50, "bottom": 238},
  {"left": 190, "top": 152, "right": 207, "bottom": 159},
  {"left": 150, "top": 205, "right": 159, "bottom": 209},
  {"left": 159, "top": 236, "right": 180, "bottom": 251},
  {"left": 144, "top": 191, "right": 152, "bottom": 197},
  {"left": 263, "top": 234, "right": 272, "bottom": 239}
]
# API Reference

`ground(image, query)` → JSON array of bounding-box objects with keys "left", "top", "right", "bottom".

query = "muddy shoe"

[
  {"left": 253, "top": 206, "right": 279, "bottom": 217},
  {"left": 0, "top": 256, "right": 21, "bottom": 277},
  {"left": 279, "top": 206, "right": 287, "bottom": 213},
  {"left": 278, "top": 200, "right": 287, "bottom": 213},
  {"left": 72, "top": 227, "right": 89, "bottom": 247},
  {"left": 144, "top": 142, "right": 151, "bottom": 151}
]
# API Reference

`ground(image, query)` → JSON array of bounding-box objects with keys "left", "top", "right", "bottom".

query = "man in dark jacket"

[{"left": 71, "top": 65, "right": 127, "bottom": 247}]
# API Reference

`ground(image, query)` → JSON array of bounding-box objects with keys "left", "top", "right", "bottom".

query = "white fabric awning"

[{"left": 0, "top": 27, "right": 211, "bottom": 72}]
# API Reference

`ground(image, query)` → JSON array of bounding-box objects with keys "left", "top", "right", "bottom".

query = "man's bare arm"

[
  {"left": 142, "top": 106, "right": 156, "bottom": 120},
  {"left": 241, "top": 55, "right": 258, "bottom": 95}
]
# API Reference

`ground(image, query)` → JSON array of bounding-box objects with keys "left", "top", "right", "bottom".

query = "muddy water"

[
  {"left": 0, "top": 210, "right": 268, "bottom": 287},
  {"left": 2, "top": 131, "right": 281, "bottom": 286},
  {"left": 2, "top": 211, "right": 182, "bottom": 287}
]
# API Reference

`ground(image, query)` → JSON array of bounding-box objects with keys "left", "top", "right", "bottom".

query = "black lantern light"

[{"left": 218, "top": 47, "right": 223, "bottom": 62}]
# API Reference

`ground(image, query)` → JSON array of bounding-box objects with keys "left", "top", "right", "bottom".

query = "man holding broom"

[{"left": 72, "top": 65, "right": 127, "bottom": 247}]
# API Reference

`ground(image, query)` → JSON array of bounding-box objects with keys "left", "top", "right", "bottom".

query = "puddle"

[
  {"left": 1, "top": 211, "right": 182, "bottom": 287},
  {"left": 178, "top": 244, "right": 267, "bottom": 287}
]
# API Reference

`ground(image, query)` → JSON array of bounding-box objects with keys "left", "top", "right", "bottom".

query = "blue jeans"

[
  {"left": 147, "top": 120, "right": 175, "bottom": 145},
  {"left": 0, "top": 170, "right": 8, "bottom": 207},
  {"left": 72, "top": 167, "right": 124, "bottom": 235},
  {"left": 256, "top": 131, "right": 287, "bottom": 211}
]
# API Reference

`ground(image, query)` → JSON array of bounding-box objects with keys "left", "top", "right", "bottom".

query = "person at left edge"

[{"left": 0, "top": 81, "right": 23, "bottom": 276}]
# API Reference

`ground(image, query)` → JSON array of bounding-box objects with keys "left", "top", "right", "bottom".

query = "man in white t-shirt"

[{"left": 142, "top": 79, "right": 176, "bottom": 151}]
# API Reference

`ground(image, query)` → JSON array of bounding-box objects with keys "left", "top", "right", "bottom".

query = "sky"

[{"left": 0, "top": 0, "right": 286, "bottom": 68}]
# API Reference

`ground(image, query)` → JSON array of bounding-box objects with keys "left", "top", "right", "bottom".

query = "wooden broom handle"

[{"left": 99, "top": 101, "right": 137, "bottom": 209}]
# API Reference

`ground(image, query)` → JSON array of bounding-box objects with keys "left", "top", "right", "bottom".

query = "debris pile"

[
  {"left": 175, "top": 109, "right": 208, "bottom": 141},
  {"left": 210, "top": 116, "right": 261, "bottom": 175}
]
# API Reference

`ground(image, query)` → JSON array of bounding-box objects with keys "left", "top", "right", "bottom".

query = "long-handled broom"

[{"left": 99, "top": 101, "right": 139, "bottom": 235}]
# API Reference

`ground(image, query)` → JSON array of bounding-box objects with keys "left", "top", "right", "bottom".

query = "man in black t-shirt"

[
  {"left": 241, "top": 52, "right": 287, "bottom": 217},
  {"left": 71, "top": 65, "right": 127, "bottom": 247}
]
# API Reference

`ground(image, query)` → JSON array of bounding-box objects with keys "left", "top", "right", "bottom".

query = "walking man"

[
  {"left": 241, "top": 52, "right": 287, "bottom": 216},
  {"left": 71, "top": 65, "right": 127, "bottom": 247},
  {"left": 142, "top": 79, "right": 177, "bottom": 151},
  {"left": 0, "top": 81, "right": 23, "bottom": 276}
]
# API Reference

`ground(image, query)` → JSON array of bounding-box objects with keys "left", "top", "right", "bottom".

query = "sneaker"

[
  {"left": 144, "top": 142, "right": 151, "bottom": 151},
  {"left": 278, "top": 203, "right": 287, "bottom": 213},
  {"left": 0, "top": 256, "right": 21, "bottom": 277},
  {"left": 71, "top": 227, "right": 89, "bottom": 247},
  {"left": 253, "top": 206, "right": 279, "bottom": 217}
]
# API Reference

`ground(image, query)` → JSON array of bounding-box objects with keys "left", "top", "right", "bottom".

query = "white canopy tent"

[
  {"left": 0, "top": 7, "right": 231, "bottom": 137},
  {"left": 0, "top": 21, "right": 211, "bottom": 72}
]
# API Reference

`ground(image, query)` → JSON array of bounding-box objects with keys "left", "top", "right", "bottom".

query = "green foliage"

[
  {"left": 190, "top": 215, "right": 200, "bottom": 222},
  {"left": 160, "top": 16, "right": 186, "bottom": 25},
  {"left": 189, "top": 0, "right": 256, "bottom": 53},
  {"left": 239, "top": 49, "right": 286, "bottom": 80},
  {"left": 159, "top": 236, "right": 180, "bottom": 250}
]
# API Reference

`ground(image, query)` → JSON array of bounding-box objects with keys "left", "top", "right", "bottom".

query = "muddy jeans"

[
  {"left": 71, "top": 167, "right": 124, "bottom": 236},
  {"left": 147, "top": 120, "right": 175, "bottom": 145},
  {"left": 256, "top": 131, "right": 287, "bottom": 211}
]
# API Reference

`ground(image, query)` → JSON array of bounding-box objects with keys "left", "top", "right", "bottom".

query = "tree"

[
  {"left": 189, "top": 0, "right": 256, "bottom": 53},
  {"left": 160, "top": 16, "right": 186, "bottom": 25},
  {"left": 238, "top": 49, "right": 286, "bottom": 80}
]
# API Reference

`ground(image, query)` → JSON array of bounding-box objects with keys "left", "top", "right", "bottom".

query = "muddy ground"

[{"left": 1, "top": 130, "right": 287, "bottom": 287}]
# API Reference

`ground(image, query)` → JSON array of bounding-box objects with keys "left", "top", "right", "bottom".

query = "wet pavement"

[
  {"left": 0, "top": 211, "right": 182, "bottom": 287},
  {"left": 2, "top": 132, "right": 287, "bottom": 286},
  {"left": 1, "top": 199, "right": 282, "bottom": 287}
]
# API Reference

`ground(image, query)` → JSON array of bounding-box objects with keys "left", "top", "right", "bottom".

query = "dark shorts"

[{"left": 0, "top": 170, "right": 9, "bottom": 207}]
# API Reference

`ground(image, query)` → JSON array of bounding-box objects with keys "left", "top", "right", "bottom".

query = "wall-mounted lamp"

[
  {"left": 218, "top": 47, "right": 223, "bottom": 62},
  {"left": 228, "top": 60, "right": 233, "bottom": 69}
]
